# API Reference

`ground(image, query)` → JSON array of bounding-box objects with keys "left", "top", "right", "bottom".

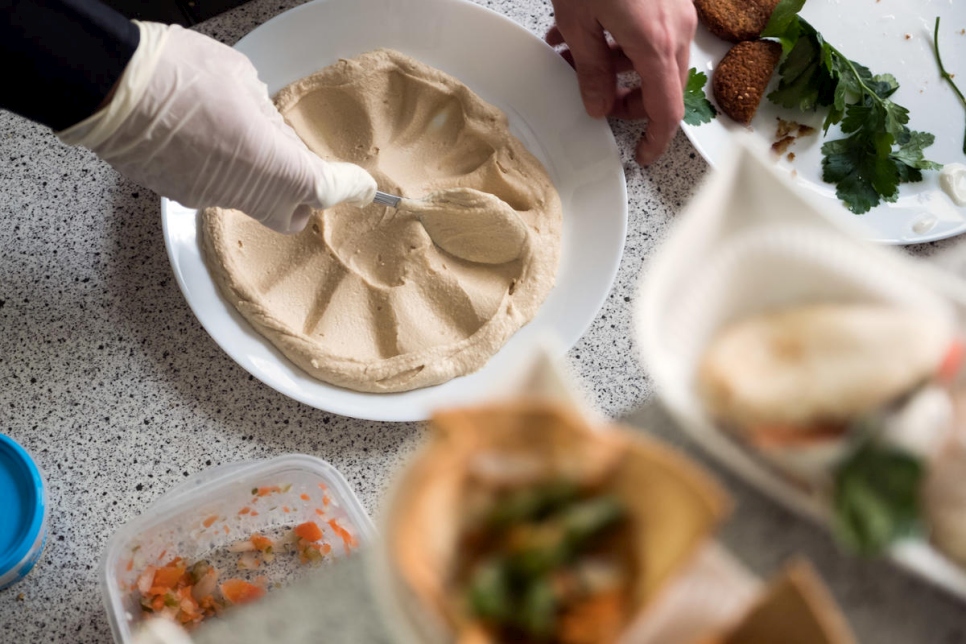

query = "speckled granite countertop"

[{"left": 1, "top": 0, "right": 965, "bottom": 642}]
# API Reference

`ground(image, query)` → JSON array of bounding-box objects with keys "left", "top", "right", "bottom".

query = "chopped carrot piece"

[
  {"left": 314, "top": 508, "right": 325, "bottom": 517},
  {"left": 294, "top": 521, "right": 324, "bottom": 542},
  {"left": 223, "top": 525, "right": 230, "bottom": 534},
  {"left": 256, "top": 486, "right": 281, "bottom": 497},
  {"left": 125, "top": 559, "right": 134, "bottom": 572},
  {"left": 202, "top": 515, "right": 219, "bottom": 528},
  {"left": 317, "top": 482, "right": 328, "bottom": 491},
  {"left": 151, "top": 595, "right": 165, "bottom": 612},
  {"left": 300, "top": 493, "right": 311, "bottom": 501},
  {"left": 220, "top": 579, "right": 265, "bottom": 605},
  {"left": 282, "top": 506, "right": 291, "bottom": 513},
  {"left": 238, "top": 507, "right": 251, "bottom": 515},
  {"left": 250, "top": 510, "right": 259, "bottom": 517},
  {"left": 322, "top": 495, "right": 331, "bottom": 507}
]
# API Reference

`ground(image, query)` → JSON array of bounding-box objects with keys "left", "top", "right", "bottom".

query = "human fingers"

[
  {"left": 553, "top": 15, "right": 617, "bottom": 118},
  {"left": 559, "top": 44, "right": 635, "bottom": 75},
  {"left": 611, "top": 2, "right": 694, "bottom": 164},
  {"left": 545, "top": 25, "right": 565, "bottom": 47},
  {"left": 608, "top": 86, "right": 646, "bottom": 120},
  {"left": 632, "top": 61, "right": 685, "bottom": 165}
]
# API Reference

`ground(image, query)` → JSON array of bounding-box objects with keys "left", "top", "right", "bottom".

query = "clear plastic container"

[{"left": 101, "top": 454, "right": 374, "bottom": 644}]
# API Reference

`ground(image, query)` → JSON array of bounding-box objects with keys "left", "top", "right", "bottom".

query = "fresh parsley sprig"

[
  {"left": 761, "top": 0, "right": 940, "bottom": 214},
  {"left": 933, "top": 16, "right": 966, "bottom": 155},
  {"left": 684, "top": 68, "right": 717, "bottom": 126}
]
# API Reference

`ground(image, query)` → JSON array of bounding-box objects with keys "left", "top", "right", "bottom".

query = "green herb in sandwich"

[
  {"left": 833, "top": 440, "right": 924, "bottom": 555},
  {"left": 461, "top": 481, "right": 628, "bottom": 642}
]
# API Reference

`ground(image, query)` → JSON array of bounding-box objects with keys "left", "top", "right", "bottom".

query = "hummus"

[
  {"left": 201, "top": 49, "right": 562, "bottom": 393},
  {"left": 400, "top": 187, "right": 529, "bottom": 265}
]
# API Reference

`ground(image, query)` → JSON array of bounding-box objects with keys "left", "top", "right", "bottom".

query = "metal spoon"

[
  {"left": 373, "top": 188, "right": 528, "bottom": 264},
  {"left": 373, "top": 191, "right": 403, "bottom": 208}
]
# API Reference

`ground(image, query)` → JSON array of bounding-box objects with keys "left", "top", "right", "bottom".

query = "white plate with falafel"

[{"left": 682, "top": 0, "right": 966, "bottom": 245}]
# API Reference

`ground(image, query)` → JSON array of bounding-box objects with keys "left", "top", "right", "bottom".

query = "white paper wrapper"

[
  {"left": 623, "top": 542, "right": 760, "bottom": 644},
  {"left": 634, "top": 137, "right": 966, "bottom": 601}
]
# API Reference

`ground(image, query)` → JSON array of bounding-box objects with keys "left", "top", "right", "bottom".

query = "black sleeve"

[{"left": 0, "top": 0, "right": 140, "bottom": 131}]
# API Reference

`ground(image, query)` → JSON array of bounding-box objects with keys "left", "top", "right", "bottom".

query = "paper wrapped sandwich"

[
  {"left": 699, "top": 561, "right": 856, "bottom": 644},
  {"left": 636, "top": 142, "right": 966, "bottom": 592},
  {"left": 698, "top": 302, "right": 961, "bottom": 480},
  {"left": 384, "top": 400, "right": 730, "bottom": 643},
  {"left": 697, "top": 301, "right": 966, "bottom": 556}
]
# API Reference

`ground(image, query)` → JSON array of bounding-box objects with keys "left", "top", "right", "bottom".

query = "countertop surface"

[{"left": 1, "top": 0, "right": 965, "bottom": 642}]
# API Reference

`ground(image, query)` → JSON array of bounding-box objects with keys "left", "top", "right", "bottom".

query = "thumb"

[
  {"left": 309, "top": 160, "right": 377, "bottom": 209},
  {"left": 561, "top": 22, "right": 616, "bottom": 118}
]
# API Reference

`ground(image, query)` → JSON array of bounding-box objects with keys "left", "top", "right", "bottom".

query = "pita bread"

[
  {"left": 386, "top": 400, "right": 730, "bottom": 641},
  {"left": 698, "top": 303, "right": 952, "bottom": 431}
]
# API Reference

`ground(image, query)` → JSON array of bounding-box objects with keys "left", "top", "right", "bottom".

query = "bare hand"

[{"left": 546, "top": 0, "right": 696, "bottom": 165}]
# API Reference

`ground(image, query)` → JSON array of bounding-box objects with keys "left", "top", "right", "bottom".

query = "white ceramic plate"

[
  {"left": 683, "top": 0, "right": 966, "bottom": 244},
  {"left": 162, "top": 0, "right": 627, "bottom": 422}
]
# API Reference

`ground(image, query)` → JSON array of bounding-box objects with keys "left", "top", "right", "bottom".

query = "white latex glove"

[{"left": 58, "top": 22, "right": 376, "bottom": 234}]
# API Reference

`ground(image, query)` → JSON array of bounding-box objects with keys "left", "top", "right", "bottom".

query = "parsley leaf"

[
  {"left": 766, "top": 9, "right": 938, "bottom": 214},
  {"left": 833, "top": 441, "right": 924, "bottom": 555},
  {"left": 893, "top": 130, "right": 943, "bottom": 174},
  {"left": 766, "top": 20, "right": 836, "bottom": 113},
  {"left": 683, "top": 68, "right": 717, "bottom": 126},
  {"left": 761, "top": 0, "right": 807, "bottom": 50},
  {"left": 822, "top": 136, "right": 898, "bottom": 215}
]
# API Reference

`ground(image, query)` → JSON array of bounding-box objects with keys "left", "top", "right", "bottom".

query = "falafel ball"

[
  {"left": 694, "top": 0, "right": 781, "bottom": 43},
  {"left": 712, "top": 40, "right": 783, "bottom": 126}
]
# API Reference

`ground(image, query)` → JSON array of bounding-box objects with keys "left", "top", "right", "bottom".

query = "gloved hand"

[{"left": 58, "top": 22, "right": 376, "bottom": 234}]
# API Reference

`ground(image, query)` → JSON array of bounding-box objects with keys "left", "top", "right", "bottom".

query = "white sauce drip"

[{"left": 940, "top": 163, "right": 966, "bottom": 207}]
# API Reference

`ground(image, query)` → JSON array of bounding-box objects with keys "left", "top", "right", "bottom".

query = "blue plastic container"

[{"left": 0, "top": 434, "right": 47, "bottom": 590}]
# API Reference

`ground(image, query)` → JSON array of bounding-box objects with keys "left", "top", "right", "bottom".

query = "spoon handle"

[{"left": 373, "top": 190, "right": 402, "bottom": 208}]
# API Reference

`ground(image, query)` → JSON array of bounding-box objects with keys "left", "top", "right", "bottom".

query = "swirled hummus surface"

[{"left": 201, "top": 49, "right": 562, "bottom": 393}]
